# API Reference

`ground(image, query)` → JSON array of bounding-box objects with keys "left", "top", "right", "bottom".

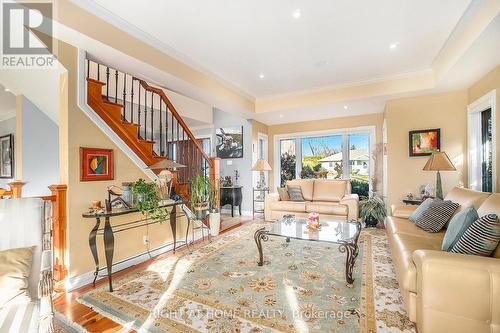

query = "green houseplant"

[
  {"left": 360, "top": 194, "right": 387, "bottom": 227},
  {"left": 131, "top": 178, "right": 169, "bottom": 222},
  {"left": 191, "top": 173, "right": 211, "bottom": 219}
]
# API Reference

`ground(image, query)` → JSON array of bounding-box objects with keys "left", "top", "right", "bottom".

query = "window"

[
  {"left": 468, "top": 90, "right": 496, "bottom": 192},
  {"left": 280, "top": 139, "right": 296, "bottom": 186},
  {"left": 276, "top": 128, "right": 373, "bottom": 197}
]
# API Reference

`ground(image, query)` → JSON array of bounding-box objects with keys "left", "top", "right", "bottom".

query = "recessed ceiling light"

[
  {"left": 343, "top": 105, "right": 348, "bottom": 110},
  {"left": 259, "top": 73, "right": 265, "bottom": 79},
  {"left": 292, "top": 9, "right": 301, "bottom": 19},
  {"left": 389, "top": 43, "right": 398, "bottom": 50},
  {"left": 279, "top": 114, "right": 284, "bottom": 118},
  {"left": 4, "top": 88, "right": 10, "bottom": 92}
]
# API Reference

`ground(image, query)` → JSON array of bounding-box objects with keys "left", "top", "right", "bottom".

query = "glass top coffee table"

[{"left": 254, "top": 216, "right": 362, "bottom": 286}]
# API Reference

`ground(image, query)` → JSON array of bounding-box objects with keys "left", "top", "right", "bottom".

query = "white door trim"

[{"left": 467, "top": 89, "right": 496, "bottom": 191}]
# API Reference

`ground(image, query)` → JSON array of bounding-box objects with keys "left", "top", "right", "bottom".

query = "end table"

[{"left": 253, "top": 188, "right": 269, "bottom": 218}]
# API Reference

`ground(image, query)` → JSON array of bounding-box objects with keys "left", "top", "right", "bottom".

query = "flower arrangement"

[{"left": 307, "top": 212, "right": 320, "bottom": 229}]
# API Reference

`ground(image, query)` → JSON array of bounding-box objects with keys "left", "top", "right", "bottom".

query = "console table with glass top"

[
  {"left": 254, "top": 218, "right": 362, "bottom": 286},
  {"left": 82, "top": 200, "right": 185, "bottom": 292}
]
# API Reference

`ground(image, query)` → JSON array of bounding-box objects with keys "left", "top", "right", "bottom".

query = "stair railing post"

[{"left": 105, "top": 67, "right": 110, "bottom": 100}]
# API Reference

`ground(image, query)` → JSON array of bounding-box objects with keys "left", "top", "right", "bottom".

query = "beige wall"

[
  {"left": 267, "top": 113, "right": 384, "bottom": 190},
  {"left": 467, "top": 65, "right": 500, "bottom": 191},
  {"left": 385, "top": 91, "right": 468, "bottom": 208},
  {"left": 58, "top": 41, "right": 187, "bottom": 278}
]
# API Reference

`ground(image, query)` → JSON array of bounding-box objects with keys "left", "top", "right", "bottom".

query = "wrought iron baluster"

[
  {"left": 150, "top": 91, "right": 154, "bottom": 142},
  {"left": 123, "top": 73, "right": 127, "bottom": 121},
  {"left": 105, "top": 67, "right": 110, "bottom": 100},
  {"left": 87, "top": 59, "right": 90, "bottom": 78},
  {"left": 144, "top": 89, "right": 148, "bottom": 140},
  {"left": 159, "top": 99, "right": 163, "bottom": 156},
  {"left": 171, "top": 112, "right": 174, "bottom": 160},
  {"left": 165, "top": 105, "right": 169, "bottom": 158},
  {"left": 114, "top": 70, "right": 119, "bottom": 105},
  {"left": 130, "top": 79, "right": 134, "bottom": 123},
  {"left": 97, "top": 63, "right": 100, "bottom": 81},
  {"left": 138, "top": 85, "right": 142, "bottom": 139}
]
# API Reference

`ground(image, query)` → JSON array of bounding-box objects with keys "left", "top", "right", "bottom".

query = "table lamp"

[
  {"left": 423, "top": 152, "right": 456, "bottom": 199},
  {"left": 146, "top": 159, "right": 186, "bottom": 199},
  {"left": 252, "top": 159, "right": 272, "bottom": 189}
]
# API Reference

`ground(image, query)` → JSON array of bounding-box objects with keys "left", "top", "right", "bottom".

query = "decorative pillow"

[
  {"left": 0, "top": 246, "right": 35, "bottom": 308},
  {"left": 449, "top": 214, "right": 500, "bottom": 256},
  {"left": 277, "top": 187, "right": 290, "bottom": 201},
  {"left": 286, "top": 185, "right": 304, "bottom": 202},
  {"left": 414, "top": 200, "right": 460, "bottom": 233},
  {"left": 409, "top": 198, "right": 437, "bottom": 223},
  {"left": 441, "top": 206, "right": 479, "bottom": 251}
]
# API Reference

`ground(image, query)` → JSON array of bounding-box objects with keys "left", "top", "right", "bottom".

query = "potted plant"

[
  {"left": 208, "top": 179, "right": 220, "bottom": 236},
  {"left": 360, "top": 194, "right": 387, "bottom": 227},
  {"left": 132, "top": 178, "right": 169, "bottom": 222},
  {"left": 191, "top": 174, "right": 210, "bottom": 220}
]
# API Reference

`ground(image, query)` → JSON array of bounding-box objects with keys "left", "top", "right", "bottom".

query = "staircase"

[{"left": 85, "top": 59, "right": 219, "bottom": 201}]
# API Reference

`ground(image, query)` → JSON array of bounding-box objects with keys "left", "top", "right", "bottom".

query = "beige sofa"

[
  {"left": 264, "top": 179, "right": 359, "bottom": 221},
  {"left": 386, "top": 187, "right": 500, "bottom": 333}
]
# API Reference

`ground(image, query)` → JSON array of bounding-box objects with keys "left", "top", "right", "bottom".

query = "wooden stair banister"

[
  {"left": 134, "top": 78, "right": 213, "bottom": 165},
  {"left": 85, "top": 59, "right": 220, "bottom": 204}
]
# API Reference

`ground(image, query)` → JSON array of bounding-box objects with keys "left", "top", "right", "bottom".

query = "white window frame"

[
  {"left": 467, "top": 89, "right": 496, "bottom": 192},
  {"left": 273, "top": 126, "right": 376, "bottom": 190}
]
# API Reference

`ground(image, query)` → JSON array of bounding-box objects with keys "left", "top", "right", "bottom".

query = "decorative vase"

[{"left": 209, "top": 212, "right": 221, "bottom": 236}]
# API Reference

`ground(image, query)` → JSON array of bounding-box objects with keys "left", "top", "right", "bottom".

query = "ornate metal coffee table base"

[{"left": 254, "top": 222, "right": 361, "bottom": 286}]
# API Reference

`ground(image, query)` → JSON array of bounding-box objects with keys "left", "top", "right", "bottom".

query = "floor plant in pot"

[
  {"left": 208, "top": 178, "right": 220, "bottom": 236},
  {"left": 360, "top": 194, "right": 387, "bottom": 227},
  {"left": 191, "top": 173, "right": 210, "bottom": 220}
]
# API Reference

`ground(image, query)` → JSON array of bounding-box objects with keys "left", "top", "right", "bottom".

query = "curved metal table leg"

[
  {"left": 103, "top": 217, "right": 115, "bottom": 292},
  {"left": 89, "top": 217, "right": 101, "bottom": 286},
  {"left": 254, "top": 227, "right": 269, "bottom": 266},
  {"left": 339, "top": 221, "right": 362, "bottom": 288},
  {"left": 185, "top": 217, "right": 191, "bottom": 254}
]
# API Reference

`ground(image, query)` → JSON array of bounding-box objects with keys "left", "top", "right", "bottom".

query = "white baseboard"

[{"left": 65, "top": 231, "right": 203, "bottom": 292}]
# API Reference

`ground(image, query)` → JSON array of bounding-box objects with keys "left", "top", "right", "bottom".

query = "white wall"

[
  {"left": 20, "top": 97, "right": 60, "bottom": 196},
  {"left": 0, "top": 117, "right": 16, "bottom": 188},
  {"left": 192, "top": 109, "right": 254, "bottom": 214}
]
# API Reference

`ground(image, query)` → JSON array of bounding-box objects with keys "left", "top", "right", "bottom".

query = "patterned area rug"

[{"left": 77, "top": 222, "right": 415, "bottom": 333}]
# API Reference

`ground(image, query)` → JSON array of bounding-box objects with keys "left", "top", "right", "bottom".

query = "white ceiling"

[{"left": 86, "top": 0, "right": 472, "bottom": 98}]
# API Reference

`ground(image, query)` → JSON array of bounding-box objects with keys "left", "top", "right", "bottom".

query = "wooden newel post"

[
  {"left": 49, "top": 184, "right": 68, "bottom": 282},
  {"left": 209, "top": 157, "right": 221, "bottom": 209},
  {"left": 8, "top": 181, "right": 24, "bottom": 198}
]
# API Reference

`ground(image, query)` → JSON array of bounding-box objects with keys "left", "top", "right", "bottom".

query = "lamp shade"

[
  {"left": 146, "top": 159, "right": 186, "bottom": 170},
  {"left": 422, "top": 152, "right": 456, "bottom": 171},
  {"left": 252, "top": 159, "right": 272, "bottom": 171}
]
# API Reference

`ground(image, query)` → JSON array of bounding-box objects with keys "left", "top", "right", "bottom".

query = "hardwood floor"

[{"left": 54, "top": 215, "right": 255, "bottom": 333}]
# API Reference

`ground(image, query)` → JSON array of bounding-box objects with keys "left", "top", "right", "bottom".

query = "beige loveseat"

[
  {"left": 387, "top": 187, "right": 500, "bottom": 333},
  {"left": 264, "top": 179, "right": 359, "bottom": 221}
]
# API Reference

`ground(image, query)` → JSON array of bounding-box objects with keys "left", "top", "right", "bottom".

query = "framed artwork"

[
  {"left": 409, "top": 129, "right": 440, "bottom": 157},
  {"left": 0, "top": 134, "right": 14, "bottom": 178},
  {"left": 80, "top": 147, "right": 114, "bottom": 181},
  {"left": 216, "top": 126, "right": 243, "bottom": 158}
]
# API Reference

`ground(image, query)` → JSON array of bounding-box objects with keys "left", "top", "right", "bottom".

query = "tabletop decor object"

[
  {"left": 423, "top": 151, "right": 456, "bottom": 199},
  {"left": 146, "top": 159, "right": 186, "bottom": 200},
  {"left": 307, "top": 212, "right": 320, "bottom": 229},
  {"left": 131, "top": 178, "right": 169, "bottom": 222}
]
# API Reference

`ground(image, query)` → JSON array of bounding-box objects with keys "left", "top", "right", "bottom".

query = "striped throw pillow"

[
  {"left": 286, "top": 185, "right": 304, "bottom": 201},
  {"left": 414, "top": 200, "right": 460, "bottom": 232},
  {"left": 449, "top": 214, "right": 500, "bottom": 256}
]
